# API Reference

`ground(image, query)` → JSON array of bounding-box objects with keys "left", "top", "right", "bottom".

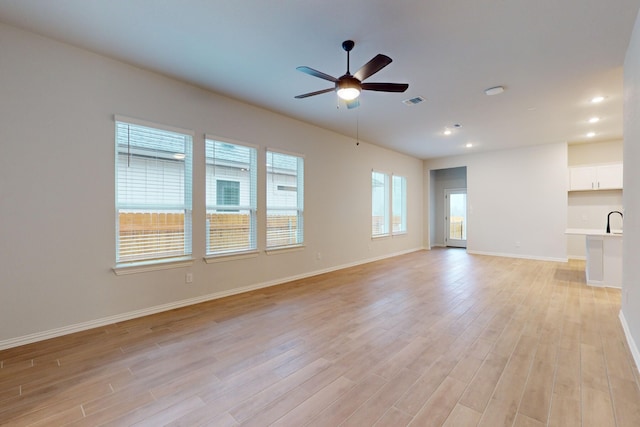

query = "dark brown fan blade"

[
  {"left": 295, "top": 87, "right": 335, "bottom": 99},
  {"left": 353, "top": 54, "right": 392, "bottom": 81},
  {"left": 361, "top": 82, "right": 409, "bottom": 93},
  {"left": 296, "top": 66, "right": 338, "bottom": 83}
]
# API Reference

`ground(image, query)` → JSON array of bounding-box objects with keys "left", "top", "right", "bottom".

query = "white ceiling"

[{"left": 1, "top": 0, "right": 638, "bottom": 159}]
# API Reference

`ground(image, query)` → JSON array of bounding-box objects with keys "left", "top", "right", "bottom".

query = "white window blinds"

[
  {"left": 372, "top": 171, "right": 390, "bottom": 237},
  {"left": 205, "top": 138, "right": 257, "bottom": 255},
  {"left": 266, "top": 150, "right": 304, "bottom": 248},
  {"left": 115, "top": 119, "right": 193, "bottom": 263},
  {"left": 392, "top": 175, "right": 407, "bottom": 234}
]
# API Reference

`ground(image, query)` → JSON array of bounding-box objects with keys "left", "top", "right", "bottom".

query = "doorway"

[
  {"left": 429, "top": 167, "right": 467, "bottom": 249},
  {"left": 445, "top": 189, "right": 467, "bottom": 248}
]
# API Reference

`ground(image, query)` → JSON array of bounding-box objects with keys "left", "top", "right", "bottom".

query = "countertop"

[{"left": 565, "top": 228, "right": 623, "bottom": 236}]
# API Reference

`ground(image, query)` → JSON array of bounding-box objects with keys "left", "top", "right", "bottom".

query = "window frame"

[
  {"left": 371, "top": 170, "right": 390, "bottom": 238},
  {"left": 113, "top": 115, "right": 194, "bottom": 272},
  {"left": 204, "top": 136, "right": 258, "bottom": 259},
  {"left": 265, "top": 148, "right": 305, "bottom": 252},
  {"left": 392, "top": 174, "right": 407, "bottom": 235}
]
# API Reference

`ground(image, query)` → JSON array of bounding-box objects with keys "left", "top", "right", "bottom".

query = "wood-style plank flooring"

[{"left": 1, "top": 249, "right": 639, "bottom": 426}]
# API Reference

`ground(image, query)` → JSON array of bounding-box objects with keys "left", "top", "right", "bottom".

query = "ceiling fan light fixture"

[
  {"left": 337, "top": 87, "right": 361, "bottom": 100},
  {"left": 337, "top": 78, "right": 361, "bottom": 100}
]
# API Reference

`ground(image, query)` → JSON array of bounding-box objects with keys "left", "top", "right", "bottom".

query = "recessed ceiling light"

[
  {"left": 444, "top": 129, "right": 452, "bottom": 136},
  {"left": 587, "top": 132, "right": 596, "bottom": 138},
  {"left": 484, "top": 86, "right": 505, "bottom": 96},
  {"left": 466, "top": 143, "right": 473, "bottom": 148},
  {"left": 591, "top": 96, "right": 604, "bottom": 104},
  {"left": 589, "top": 117, "right": 600, "bottom": 123},
  {"left": 453, "top": 123, "right": 462, "bottom": 129}
]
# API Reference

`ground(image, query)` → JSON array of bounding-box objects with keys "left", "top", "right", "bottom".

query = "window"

[
  {"left": 372, "top": 171, "right": 407, "bottom": 237},
  {"left": 115, "top": 118, "right": 193, "bottom": 264},
  {"left": 216, "top": 180, "right": 240, "bottom": 211},
  {"left": 392, "top": 175, "right": 407, "bottom": 234},
  {"left": 206, "top": 138, "right": 257, "bottom": 255},
  {"left": 266, "top": 150, "right": 304, "bottom": 249},
  {"left": 372, "top": 171, "right": 390, "bottom": 237}
]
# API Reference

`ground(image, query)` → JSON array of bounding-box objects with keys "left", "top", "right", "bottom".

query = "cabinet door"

[
  {"left": 569, "top": 166, "right": 597, "bottom": 190},
  {"left": 596, "top": 164, "right": 623, "bottom": 190}
]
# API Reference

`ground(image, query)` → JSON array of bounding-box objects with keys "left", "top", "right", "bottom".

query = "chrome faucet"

[{"left": 606, "top": 210, "right": 623, "bottom": 233}]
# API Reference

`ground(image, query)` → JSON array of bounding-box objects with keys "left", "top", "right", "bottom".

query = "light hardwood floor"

[{"left": 1, "top": 249, "right": 639, "bottom": 426}]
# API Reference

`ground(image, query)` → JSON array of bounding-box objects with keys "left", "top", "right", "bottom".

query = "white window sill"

[
  {"left": 204, "top": 250, "right": 259, "bottom": 264},
  {"left": 265, "top": 244, "right": 305, "bottom": 255},
  {"left": 372, "top": 234, "right": 390, "bottom": 240},
  {"left": 392, "top": 231, "right": 408, "bottom": 237},
  {"left": 113, "top": 257, "right": 194, "bottom": 275}
]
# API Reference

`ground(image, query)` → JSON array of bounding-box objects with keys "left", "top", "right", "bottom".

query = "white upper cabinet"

[
  {"left": 569, "top": 166, "right": 598, "bottom": 190},
  {"left": 569, "top": 163, "right": 623, "bottom": 191},
  {"left": 596, "top": 164, "right": 624, "bottom": 189}
]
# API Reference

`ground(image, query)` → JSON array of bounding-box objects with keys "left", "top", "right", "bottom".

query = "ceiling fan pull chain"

[{"left": 356, "top": 110, "right": 360, "bottom": 146}]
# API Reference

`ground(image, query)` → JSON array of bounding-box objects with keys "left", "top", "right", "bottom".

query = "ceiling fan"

[{"left": 295, "top": 40, "right": 409, "bottom": 109}]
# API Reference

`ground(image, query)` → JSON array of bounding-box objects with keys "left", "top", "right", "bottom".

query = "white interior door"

[{"left": 445, "top": 189, "right": 467, "bottom": 248}]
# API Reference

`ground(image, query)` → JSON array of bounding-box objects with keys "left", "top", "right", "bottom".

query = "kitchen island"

[{"left": 566, "top": 228, "right": 622, "bottom": 288}]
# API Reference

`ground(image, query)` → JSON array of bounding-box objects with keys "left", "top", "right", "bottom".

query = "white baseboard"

[
  {"left": 467, "top": 249, "right": 567, "bottom": 263},
  {"left": 0, "top": 247, "right": 423, "bottom": 351},
  {"left": 619, "top": 310, "right": 640, "bottom": 373}
]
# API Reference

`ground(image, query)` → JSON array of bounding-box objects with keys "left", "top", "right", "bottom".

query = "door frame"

[{"left": 444, "top": 188, "right": 467, "bottom": 248}]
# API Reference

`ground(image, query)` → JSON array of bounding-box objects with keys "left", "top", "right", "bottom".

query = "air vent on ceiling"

[{"left": 402, "top": 96, "right": 425, "bottom": 106}]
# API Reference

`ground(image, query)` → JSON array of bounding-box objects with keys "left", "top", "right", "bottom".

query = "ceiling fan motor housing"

[
  {"left": 337, "top": 75, "right": 361, "bottom": 89},
  {"left": 342, "top": 40, "right": 355, "bottom": 52}
]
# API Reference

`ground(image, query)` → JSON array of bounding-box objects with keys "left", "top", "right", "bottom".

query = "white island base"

[{"left": 566, "top": 229, "right": 622, "bottom": 288}]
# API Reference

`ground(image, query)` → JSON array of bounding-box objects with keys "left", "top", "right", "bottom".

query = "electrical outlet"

[
  {"left": 185, "top": 273, "right": 193, "bottom": 284},
  {"left": 316, "top": 252, "right": 322, "bottom": 260},
  {"left": 515, "top": 241, "right": 521, "bottom": 248}
]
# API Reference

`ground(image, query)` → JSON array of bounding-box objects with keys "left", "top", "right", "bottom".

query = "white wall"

[
  {"left": 425, "top": 143, "right": 568, "bottom": 261},
  {"left": 567, "top": 140, "right": 624, "bottom": 258},
  {"left": 568, "top": 140, "right": 623, "bottom": 166},
  {"left": 621, "top": 8, "right": 640, "bottom": 367},
  {"left": 0, "top": 23, "right": 424, "bottom": 346}
]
